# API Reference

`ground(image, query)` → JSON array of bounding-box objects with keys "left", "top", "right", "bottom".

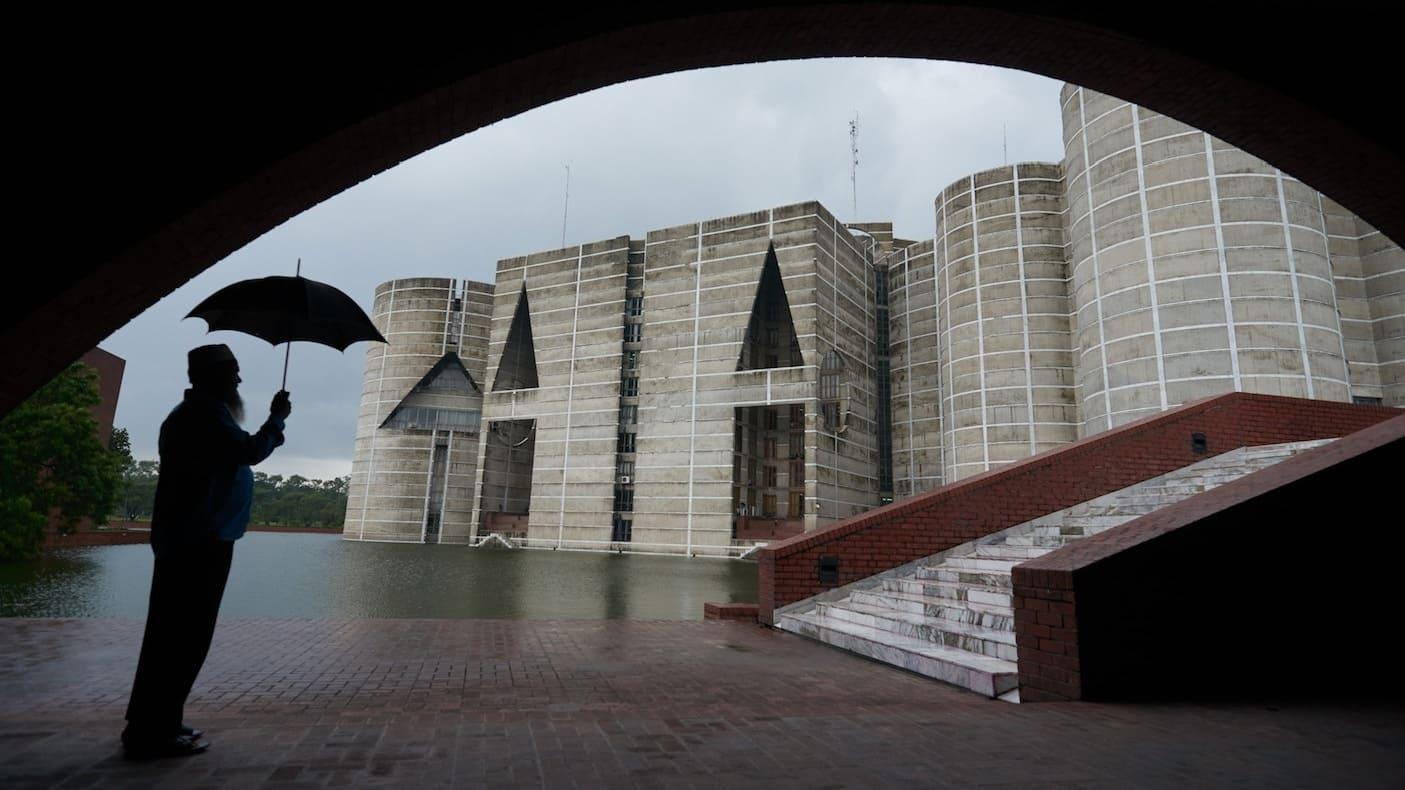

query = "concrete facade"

[
  {"left": 629, "top": 205, "right": 884, "bottom": 556},
  {"left": 471, "top": 239, "right": 632, "bottom": 551},
  {"left": 344, "top": 83, "right": 1404, "bottom": 552}
]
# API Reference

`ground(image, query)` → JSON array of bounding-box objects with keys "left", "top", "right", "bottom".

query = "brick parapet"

[
  {"left": 1011, "top": 411, "right": 1405, "bottom": 701},
  {"left": 42, "top": 529, "right": 149, "bottom": 550},
  {"left": 758, "top": 393, "right": 1399, "bottom": 624},
  {"left": 704, "top": 603, "right": 760, "bottom": 622}
]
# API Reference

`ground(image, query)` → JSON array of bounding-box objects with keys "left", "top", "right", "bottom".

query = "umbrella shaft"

[{"left": 284, "top": 257, "right": 299, "bottom": 389}]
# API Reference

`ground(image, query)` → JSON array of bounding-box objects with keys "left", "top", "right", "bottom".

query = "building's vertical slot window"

[{"left": 613, "top": 487, "right": 634, "bottom": 512}]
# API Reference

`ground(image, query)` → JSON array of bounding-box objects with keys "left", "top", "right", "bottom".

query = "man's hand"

[{"left": 270, "top": 390, "right": 292, "bottom": 421}]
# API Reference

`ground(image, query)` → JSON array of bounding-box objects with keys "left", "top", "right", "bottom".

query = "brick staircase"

[{"left": 774, "top": 439, "right": 1332, "bottom": 701}]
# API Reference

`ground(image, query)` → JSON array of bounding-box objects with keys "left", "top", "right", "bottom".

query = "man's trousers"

[{"left": 125, "top": 538, "right": 234, "bottom": 736}]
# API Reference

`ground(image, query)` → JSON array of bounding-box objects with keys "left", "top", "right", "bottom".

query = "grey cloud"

[{"left": 103, "top": 58, "right": 1065, "bottom": 475}]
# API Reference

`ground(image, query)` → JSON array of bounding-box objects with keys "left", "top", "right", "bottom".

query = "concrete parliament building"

[{"left": 343, "top": 85, "right": 1404, "bottom": 555}]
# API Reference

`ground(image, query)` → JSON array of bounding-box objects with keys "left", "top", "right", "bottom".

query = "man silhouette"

[{"left": 122, "top": 344, "right": 291, "bottom": 759}]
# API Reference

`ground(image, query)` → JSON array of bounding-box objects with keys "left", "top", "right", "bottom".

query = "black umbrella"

[{"left": 185, "top": 261, "right": 386, "bottom": 389}]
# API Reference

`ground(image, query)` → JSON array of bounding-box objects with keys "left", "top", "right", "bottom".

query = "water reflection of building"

[{"left": 343, "top": 85, "right": 1404, "bottom": 555}]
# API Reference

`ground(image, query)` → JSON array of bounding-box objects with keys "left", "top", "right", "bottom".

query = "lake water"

[{"left": 0, "top": 532, "right": 758, "bottom": 620}]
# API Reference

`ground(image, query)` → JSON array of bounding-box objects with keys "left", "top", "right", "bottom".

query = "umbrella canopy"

[{"left": 185, "top": 275, "right": 386, "bottom": 350}]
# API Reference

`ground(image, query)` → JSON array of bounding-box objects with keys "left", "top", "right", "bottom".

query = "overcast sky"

[{"left": 102, "top": 59, "right": 1067, "bottom": 479}]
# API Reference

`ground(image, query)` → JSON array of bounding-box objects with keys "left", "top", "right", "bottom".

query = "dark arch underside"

[{"left": 7, "top": 5, "right": 1401, "bottom": 413}]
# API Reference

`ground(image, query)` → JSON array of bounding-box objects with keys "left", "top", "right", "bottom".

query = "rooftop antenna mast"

[
  {"left": 1003, "top": 123, "right": 1008, "bottom": 165},
  {"left": 561, "top": 165, "right": 570, "bottom": 249},
  {"left": 849, "top": 113, "right": 859, "bottom": 220}
]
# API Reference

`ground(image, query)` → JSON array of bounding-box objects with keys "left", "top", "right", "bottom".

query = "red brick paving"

[{"left": 1, "top": 618, "right": 1401, "bottom": 788}]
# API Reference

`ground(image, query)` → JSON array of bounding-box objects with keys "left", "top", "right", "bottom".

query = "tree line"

[
  {"left": 0, "top": 364, "right": 125, "bottom": 559},
  {"left": 119, "top": 465, "right": 349, "bottom": 529},
  {"left": 1, "top": 363, "right": 349, "bottom": 561}
]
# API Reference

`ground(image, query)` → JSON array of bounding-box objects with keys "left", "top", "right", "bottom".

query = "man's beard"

[{"left": 223, "top": 389, "right": 245, "bottom": 424}]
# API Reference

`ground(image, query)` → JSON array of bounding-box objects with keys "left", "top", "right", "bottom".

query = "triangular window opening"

[
  {"left": 381, "top": 352, "right": 482, "bottom": 432},
  {"left": 493, "top": 283, "right": 540, "bottom": 391},
  {"left": 737, "top": 244, "right": 803, "bottom": 371}
]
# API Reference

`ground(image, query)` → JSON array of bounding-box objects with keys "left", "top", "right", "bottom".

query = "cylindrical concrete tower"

[
  {"left": 1061, "top": 85, "right": 1350, "bottom": 433},
  {"left": 344, "top": 277, "right": 492, "bottom": 544},
  {"left": 933, "top": 163, "right": 1078, "bottom": 482},
  {"left": 1321, "top": 198, "right": 1405, "bottom": 408}
]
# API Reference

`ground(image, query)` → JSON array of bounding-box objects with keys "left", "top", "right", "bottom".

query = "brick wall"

[
  {"left": 1013, "top": 412, "right": 1405, "bottom": 701},
  {"left": 81, "top": 348, "right": 124, "bottom": 447},
  {"left": 43, "top": 527, "right": 149, "bottom": 550},
  {"left": 757, "top": 393, "right": 1400, "bottom": 625}
]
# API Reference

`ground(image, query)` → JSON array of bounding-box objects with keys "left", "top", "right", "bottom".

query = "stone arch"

[{"left": 7, "top": 7, "right": 1400, "bottom": 412}]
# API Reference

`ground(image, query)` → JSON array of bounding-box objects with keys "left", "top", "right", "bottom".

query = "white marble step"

[
  {"left": 1051, "top": 515, "right": 1137, "bottom": 530},
  {"left": 1020, "top": 523, "right": 1069, "bottom": 535},
  {"left": 778, "top": 611, "right": 1019, "bottom": 697},
  {"left": 1074, "top": 472, "right": 1270, "bottom": 513},
  {"left": 915, "top": 565, "right": 1014, "bottom": 588},
  {"left": 1087, "top": 496, "right": 1191, "bottom": 512},
  {"left": 849, "top": 589, "right": 1014, "bottom": 629},
  {"left": 1118, "top": 483, "right": 1209, "bottom": 497},
  {"left": 936, "top": 556, "right": 1022, "bottom": 572},
  {"left": 1003, "top": 534, "right": 1075, "bottom": 548},
  {"left": 1021, "top": 524, "right": 1097, "bottom": 538},
  {"left": 816, "top": 601, "right": 1018, "bottom": 661},
  {"left": 1238, "top": 440, "right": 1329, "bottom": 458},
  {"left": 973, "top": 543, "right": 1054, "bottom": 560},
  {"left": 882, "top": 577, "right": 1014, "bottom": 608},
  {"left": 1074, "top": 504, "right": 1163, "bottom": 517}
]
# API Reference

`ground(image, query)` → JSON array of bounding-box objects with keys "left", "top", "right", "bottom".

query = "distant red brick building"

[{"left": 81, "top": 348, "right": 124, "bottom": 446}]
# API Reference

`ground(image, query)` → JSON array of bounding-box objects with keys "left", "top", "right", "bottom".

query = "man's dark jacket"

[{"left": 150, "top": 389, "right": 284, "bottom": 557}]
